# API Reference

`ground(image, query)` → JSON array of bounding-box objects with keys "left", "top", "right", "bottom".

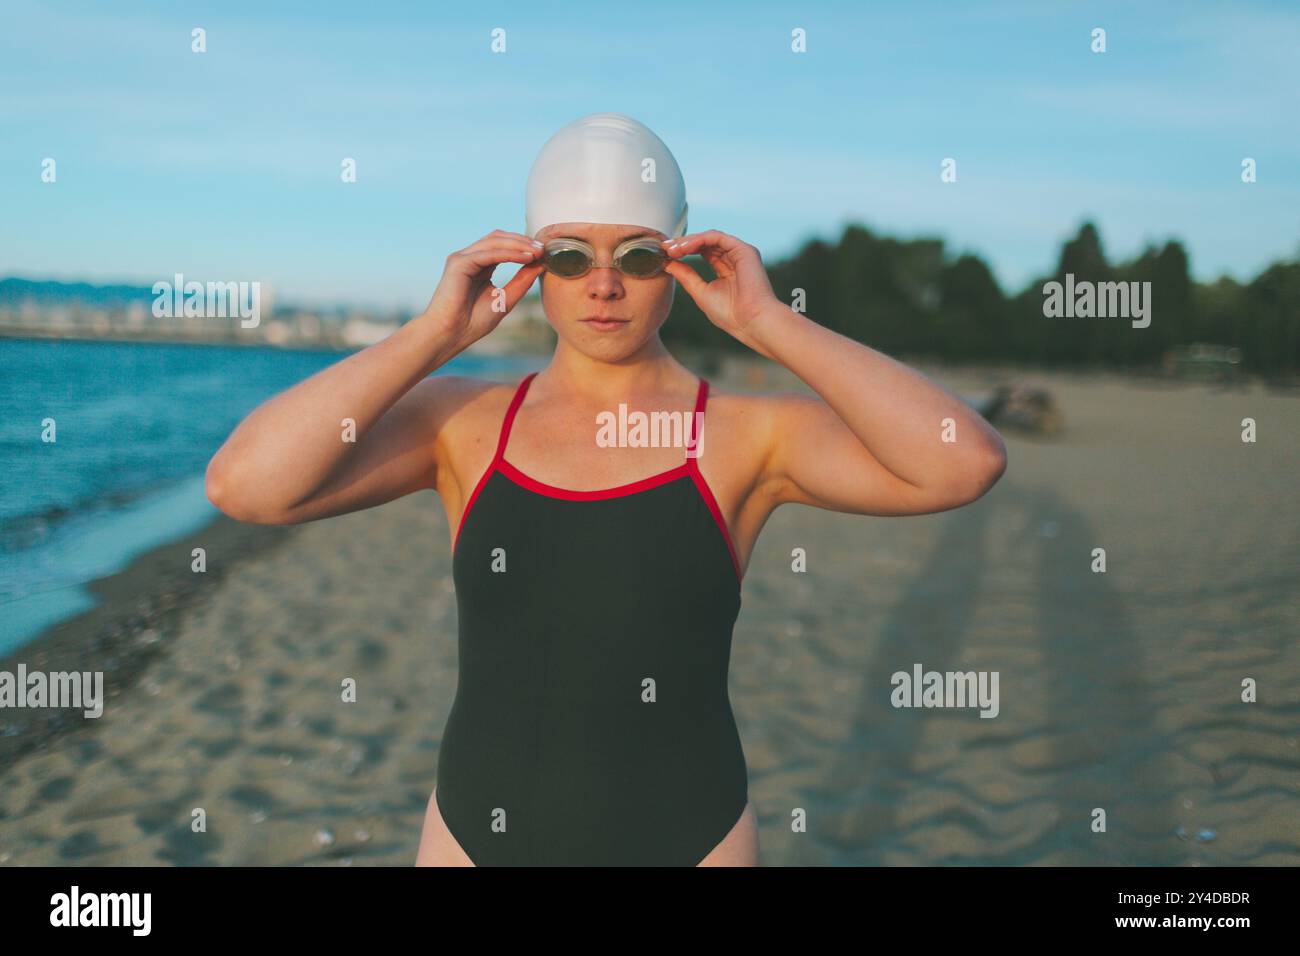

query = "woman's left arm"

[{"left": 664, "top": 230, "right": 1007, "bottom": 517}]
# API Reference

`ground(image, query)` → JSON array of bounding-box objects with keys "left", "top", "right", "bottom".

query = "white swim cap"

[{"left": 525, "top": 112, "right": 688, "bottom": 240}]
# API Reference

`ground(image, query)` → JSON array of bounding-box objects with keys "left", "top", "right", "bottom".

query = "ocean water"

[{"left": 0, "top": 338, "right": 535, "bottom": 655}]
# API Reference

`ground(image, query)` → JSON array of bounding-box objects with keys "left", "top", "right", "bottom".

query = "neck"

[{"left": 539, "top": 336, "right": 693, "bottom": 404}]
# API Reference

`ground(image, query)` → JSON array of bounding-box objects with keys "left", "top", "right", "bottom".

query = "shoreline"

[{"left": 0, "top": 509, "right": 301, "bottom": 769}]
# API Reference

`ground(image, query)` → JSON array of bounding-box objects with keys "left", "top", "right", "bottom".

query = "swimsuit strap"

[
  {"left": 493, "top": 372, "right": 538, "bottom": 465},
  {"left": 686, "top": 377, "right": 708, "bottom": 468},
  {"left": 497, "top": 372, "right": 708, "bottom": 468}
]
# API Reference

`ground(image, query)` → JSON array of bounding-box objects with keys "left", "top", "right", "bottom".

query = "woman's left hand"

[{"left": 662, "top": 230, "right": 784, "bottom": 358}]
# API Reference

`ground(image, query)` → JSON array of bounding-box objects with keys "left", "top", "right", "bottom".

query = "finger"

[
  {"left": 495, "top": 260, "right": 546, "bottom": 312},
  {"left": 670, "top": 238, "right": 734, "bottom": 280},
  {"left": 665, "top": 232, "right": 739, "bottom": 278},
  {"left": 698, "top": 246, "right": 736, "bottom": 279},
  {"left": 663, "top": 258, "right": 711, "bottom": 301},
  {"left": 462, "top": 235, "right": 542, "bottom": 260},
  {"left": 664, "top": 230, "right": 742, "bottom": 257},
  {"left": 451, "top": 243, "right": 543, "bottom": 275},
  {"left": 482, "top": 229, "right": 543, "bottom": 246}
]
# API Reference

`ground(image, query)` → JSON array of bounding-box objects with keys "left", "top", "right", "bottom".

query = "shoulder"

[
  {"left": 399, "top": 373, "right": 521, "bottom": 462},
  {"left": 704, "top": 383, "right": 817, "bottom": 443},
  {"left": 412, "top": 374, "right": 526, "bottom": 491},
  {"left": 410, "top": 373, "right": 520, "bottom": 428},
  {"left": 700, "top": 383, "right": 816, "bottom": 493}
]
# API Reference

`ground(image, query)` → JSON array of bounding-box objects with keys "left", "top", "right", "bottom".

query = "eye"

[
  {"left": 545, "top": 247, "right": 590, "bottom": 277},
  {"left": 619, "top": 244, "right": 667, "bottom": 277}
]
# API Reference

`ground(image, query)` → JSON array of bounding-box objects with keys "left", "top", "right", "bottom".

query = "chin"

[{"left": 567, "top": 334, "right": 650, "bottom": 362}]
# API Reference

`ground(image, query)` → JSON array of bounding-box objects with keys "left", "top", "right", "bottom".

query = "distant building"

[
  {"left": 0, "top": 276, "right": 549, "bottom": 352},
  {"left": 343, "top": 317, "right": 399, "bottom": 347}
]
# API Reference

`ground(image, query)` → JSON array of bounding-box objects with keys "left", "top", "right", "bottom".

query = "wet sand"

[{"left": 2, "top": 359, "right": 1297, "bottom": 865}]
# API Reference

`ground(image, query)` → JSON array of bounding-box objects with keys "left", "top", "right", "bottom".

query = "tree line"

[{"left": 662, "top": 221, "right": 1300, "bottom": 375}]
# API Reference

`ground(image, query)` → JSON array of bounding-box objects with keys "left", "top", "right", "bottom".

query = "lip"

[{"left": 580, "top": 317, "right": 630, "bottom": 331}]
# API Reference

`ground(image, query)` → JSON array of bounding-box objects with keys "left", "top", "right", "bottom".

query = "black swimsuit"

[{"left": 435, "top": 372, "right": 748, "bottom": 865}]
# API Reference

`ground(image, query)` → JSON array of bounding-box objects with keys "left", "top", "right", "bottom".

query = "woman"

[{"left": 205, "top": 113, "right": 1007, "bottom": 866}]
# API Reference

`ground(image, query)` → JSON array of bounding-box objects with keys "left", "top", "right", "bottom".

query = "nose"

[{"left": 584, "top": 267, "right": 625, "bottom": 298}]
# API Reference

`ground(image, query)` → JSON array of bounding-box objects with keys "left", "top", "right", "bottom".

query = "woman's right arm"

[{"left": 205, "top": 231, "right": 545, "bottom": 525}]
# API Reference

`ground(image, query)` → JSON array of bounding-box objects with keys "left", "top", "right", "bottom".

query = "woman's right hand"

[{"left": 421, "top": 230, "right": 547, "bottom": 351}]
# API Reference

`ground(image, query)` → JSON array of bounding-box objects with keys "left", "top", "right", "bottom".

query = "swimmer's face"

[{"left": 534, "top": 221, "right": 675, "bottom": 360}]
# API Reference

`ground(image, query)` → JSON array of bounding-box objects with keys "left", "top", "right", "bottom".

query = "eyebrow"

[{"left": 554, "top": 228, "right": 659, "bottom": 243}]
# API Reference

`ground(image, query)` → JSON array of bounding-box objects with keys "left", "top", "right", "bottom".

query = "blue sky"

[{"left": 3, "top": 0, "right": 1296, "bottom": 311}]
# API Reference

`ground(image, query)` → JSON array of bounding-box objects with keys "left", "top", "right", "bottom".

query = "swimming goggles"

[{"left": 539, "top": 237, "right": 670, "bottom": 279}]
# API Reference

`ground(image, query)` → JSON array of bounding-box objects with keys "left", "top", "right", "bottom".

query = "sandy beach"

[{"left": 2, "top": 358, "right": 1297, "bottom": 865}]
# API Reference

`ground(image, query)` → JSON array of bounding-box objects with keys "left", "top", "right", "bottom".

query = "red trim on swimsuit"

[{"left": 452, "top": 372, "right": 744, "bottom": 582}]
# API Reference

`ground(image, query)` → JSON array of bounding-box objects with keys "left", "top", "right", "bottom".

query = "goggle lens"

[
  {"left": 546, "top": 247, "right": 592, "bottom": 277},
  {"left": 619, "top": 245, "right": 667, "bottom": 277},
  {"left": 541, "top": 239, "right": 668, "bottom": 278}
]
